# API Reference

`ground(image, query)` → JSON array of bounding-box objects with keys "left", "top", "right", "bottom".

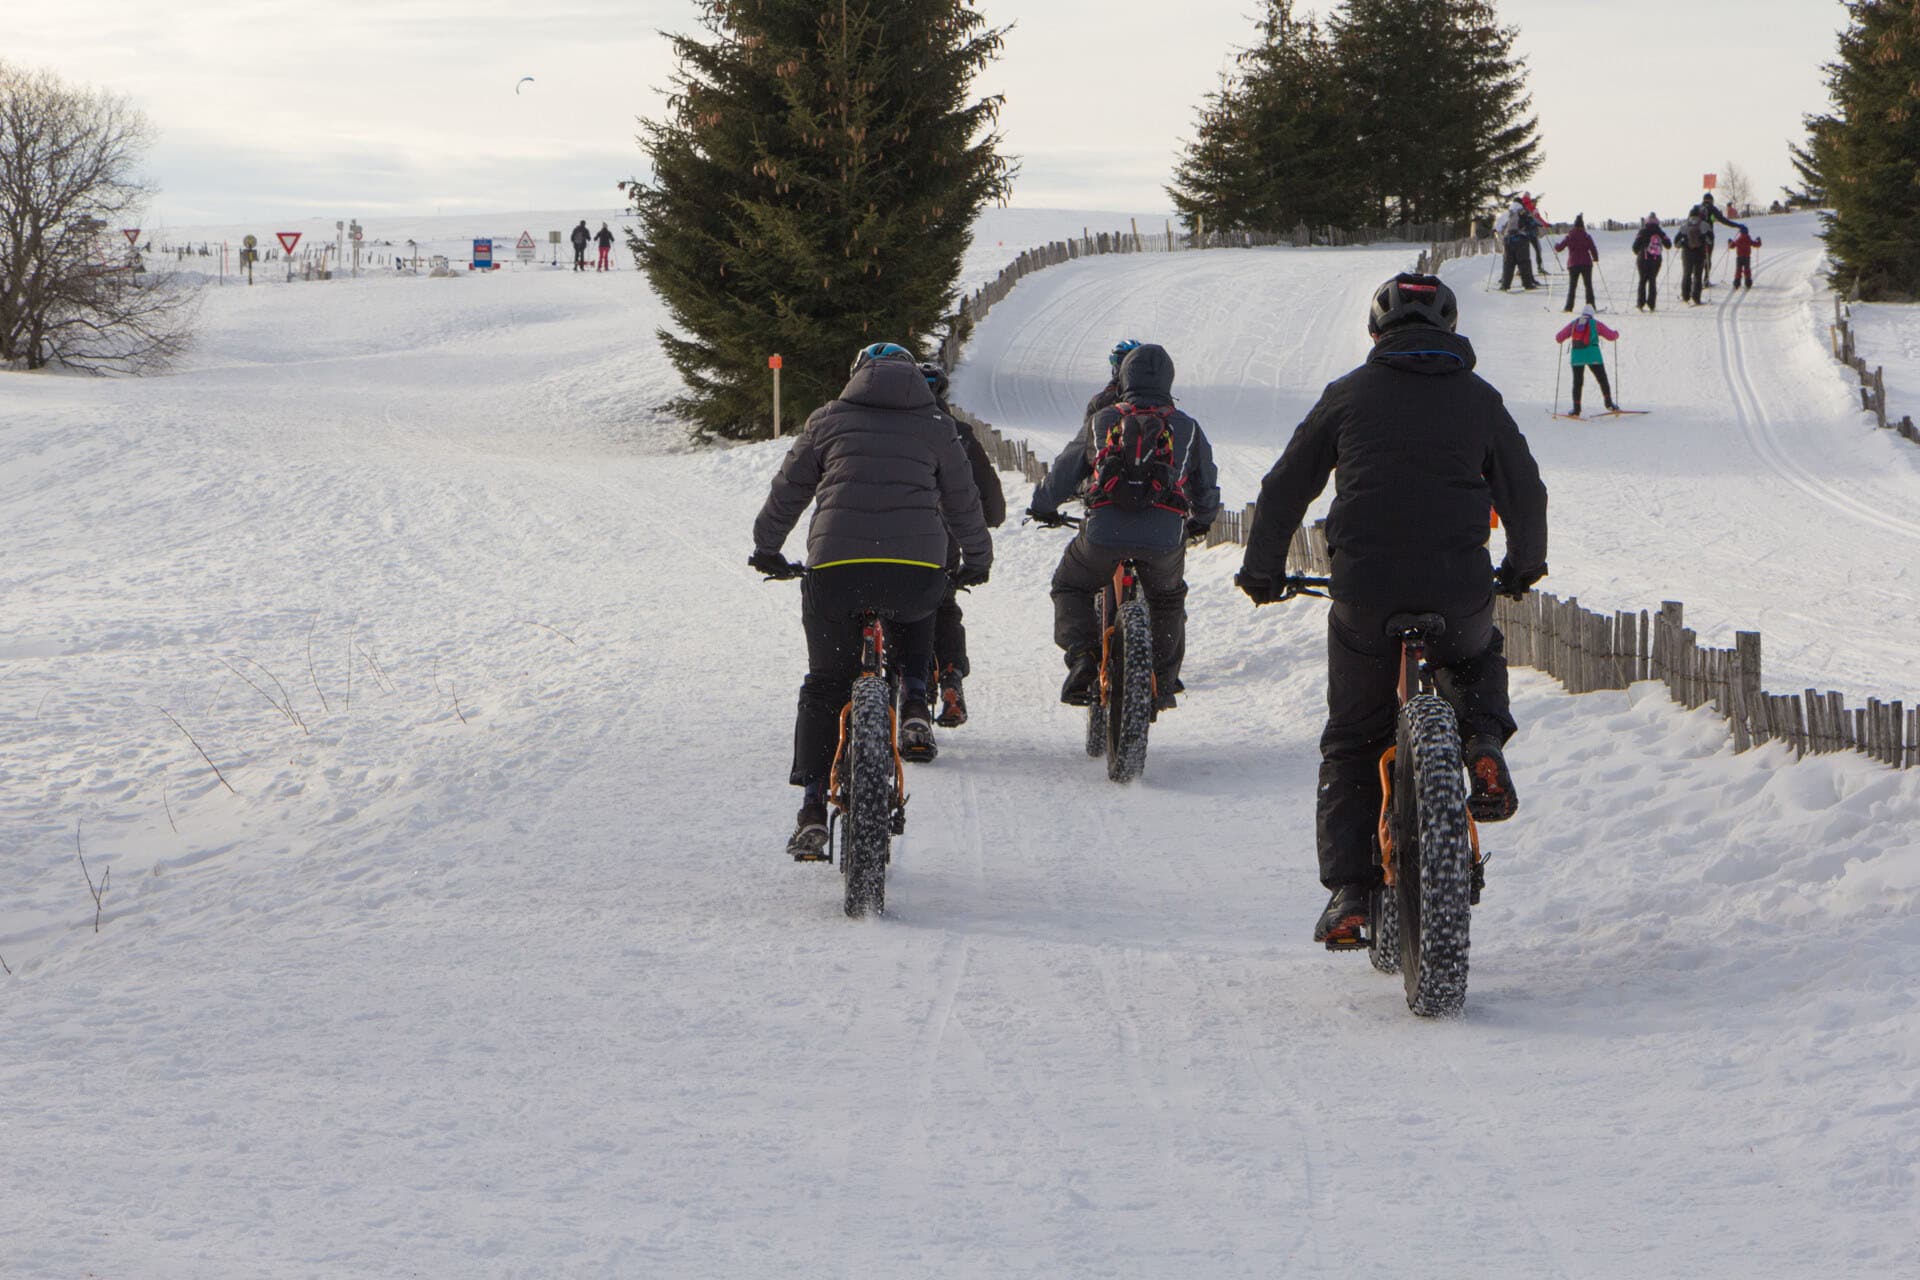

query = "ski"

[{"left": 1550, "top": 409, "right": 1649, "bottom": 420}]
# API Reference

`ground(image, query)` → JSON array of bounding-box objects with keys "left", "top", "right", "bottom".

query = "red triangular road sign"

[
  {"left": 122, "top": 228, "right": 140, "bottom": 246},
  {"left": 277, "top": 232, "right": 302, "bottom": 253}
]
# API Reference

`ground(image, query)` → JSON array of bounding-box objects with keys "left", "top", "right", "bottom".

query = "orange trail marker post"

[{"left": 770, "top": 354, "right": 784, "bottom": 437}]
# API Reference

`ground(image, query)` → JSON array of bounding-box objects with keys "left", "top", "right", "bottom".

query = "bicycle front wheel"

[
  {"left": 1393, "top": 693, "right": 1472, "bottom": 1015},
  {"left": 843, "top": 674, "right": 893, "bottom": 917},
  {"left": 1106, "top": 597, "right": 1153, "bottom": 783}
]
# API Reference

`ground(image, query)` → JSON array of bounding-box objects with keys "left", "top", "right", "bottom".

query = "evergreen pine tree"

[
  {"left": 629, "top": 1, "right": 1014, "bottom": 439},
  {"left": 1329, "top": 0, "right": 1539, "bottom": 226},
  {"left": 1801, "top": 0, "right": 1920, "bottom": 298},
  {"left": 1169, "top": 3, "right": 1362, "bottom": 233}
]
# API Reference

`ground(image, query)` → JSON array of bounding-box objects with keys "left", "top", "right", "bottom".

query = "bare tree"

[
  {"left": 0, "top": 60, "right": 194, "bottom": 373},
  {"left": 1720, "top": 161, "right": 1754, "bottom": 217}
]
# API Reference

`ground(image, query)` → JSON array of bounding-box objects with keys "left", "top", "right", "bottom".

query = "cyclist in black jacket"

[
  {"left": 1236, "top": 274, "right": 1549, "bottom": 946},
  {"left": 919, "top": 362, "right": 1006, "bottom": 727}
]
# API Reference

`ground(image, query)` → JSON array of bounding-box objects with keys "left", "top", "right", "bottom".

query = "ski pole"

[
  {"left": 1596, "top": 259, "right": 1618, "bottom": 311},
  {"left": 1553, "top": 340, "right": 1563, "bottom": 416},
  {"left": 1609, "top": 337, "right": 1621, "bottom": 407}
]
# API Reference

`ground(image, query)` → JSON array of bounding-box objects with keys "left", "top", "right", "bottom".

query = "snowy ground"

[
  {"left": 1848, "top": 298, "right": 1920, "bottom": 435},
  {"left": 3, "top": 209, "right": 1917, "bottom": 1278}
]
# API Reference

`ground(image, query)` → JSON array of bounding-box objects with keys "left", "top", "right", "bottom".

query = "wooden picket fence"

[
  {"left": 939, "top": 229, "right": 1918, "bottom": 773},
  {"left": 1829, "top": 295, "right": 1918, "bottom": 444}
]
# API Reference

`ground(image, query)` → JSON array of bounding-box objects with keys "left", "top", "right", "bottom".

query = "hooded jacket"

[
  {"left": 570, "top": 222, "right": 591, "bottom": 248},
  {"left": 1031, "top": 344, "right": 1221, "bottom": 556},
  {"left": 753, "top": 358, "right": 992, "bottom": 573},
  {"left": 1242, "top": 327, "right": 1547, "bottom": 610},
  {"left": 594, "top": 225, "right": 615, "bottom": 248}
]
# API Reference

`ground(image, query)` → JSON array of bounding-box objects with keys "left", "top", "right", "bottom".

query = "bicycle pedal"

[
  {"left": 1323, "top": 931, "right": 1372, "bottom": 953},
  {"left": 790, "top": 848, "right": 830, "bottom": 864}
]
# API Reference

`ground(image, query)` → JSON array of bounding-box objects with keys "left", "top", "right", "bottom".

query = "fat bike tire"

[
  {"left": 1368, "top": 882, "right": 1401, "bottom": 974},
  {"left": 1106, "top": 599, "right": 1153, "bottom": 783},
  {"left": 1392, "top": 694, "right": 1473, "bottom": 1015},
  {"left": 843, "top": 675, "right": 893, "bottom": 918},
  {"left": 1085, "top": 703, "right": 1107, "bottom": 758}
]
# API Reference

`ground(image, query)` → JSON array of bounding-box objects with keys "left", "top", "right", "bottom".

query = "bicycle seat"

[{"left": 1384, "top": 612, "right": 1447, "bottom": 641}]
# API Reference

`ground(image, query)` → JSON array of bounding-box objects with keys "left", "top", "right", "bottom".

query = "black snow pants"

[
  {"left": 1572, "top": 364, "right": 1614, "bottom": 411},
  {"left": 1316, "top": 598, "right": 1516, "bottom": 889},
  {"left": 790, "top": 563, "right": 945, "bottom": 786},
  {"left": 1499, "top": 239, "right": 1538, "bottom": 290},
  {"left": 1680, "top": 249, "right": 1706, "bottom": 304},
  {"left": 1051, "top": 536, "right": 1188, "bottom": 686},
  {"left": 1563, "top": 264, "right": 1596, "bottom": 312},
  {"left": 1637, "top": 257, "right": 1661, "bottom": 310},
  {"left": 1733, "top": 256, "right": 1754, "bottom": 288}
]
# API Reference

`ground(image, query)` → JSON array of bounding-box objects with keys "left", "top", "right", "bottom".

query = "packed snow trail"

[{"left": 2, "top": 211, "right": 1917, "bottom": 1278}]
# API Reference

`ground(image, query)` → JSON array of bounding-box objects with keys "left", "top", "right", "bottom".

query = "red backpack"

[{"left": 1088, "top": 405, "right": 1189, "bottom": 514}]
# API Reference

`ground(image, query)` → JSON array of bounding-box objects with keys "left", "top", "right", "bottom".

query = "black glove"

[
  {"left": 952, "top": 561, "right": 990, "bottom": 590},
  {"left": 749, "top": 549, "right": 802, "bottom": 580},
  {"left": 1494, "top": 561, "right": 1546, "bottom": 599},
  {"left": 1235, "top": 570, "right": 1285, "bottom": 606},
  {"left": 1026, "top": 506, "right": 1067, "bottom": 528},
  {"left": 1185, "top": 520, "right": 1211, "bottom": 546}
]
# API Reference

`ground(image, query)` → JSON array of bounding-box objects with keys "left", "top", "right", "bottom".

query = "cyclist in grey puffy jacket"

[
  {"left": 752, "top": 344, "right": 992, "bottom": 858},
  {"left": 1028, "top": 343, "right": 1221, "bottom": 709}
]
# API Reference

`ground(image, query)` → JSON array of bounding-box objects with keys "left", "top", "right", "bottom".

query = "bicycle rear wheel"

[
  {"left": 1106, "top": 597, "right": 1152, "bottom": 783},
  {"left": 842, "top": 674, "right": 893, "bottom": 917},
  {"left": 1393, "top": 694, "right": 1472, "bottom": 1015}
]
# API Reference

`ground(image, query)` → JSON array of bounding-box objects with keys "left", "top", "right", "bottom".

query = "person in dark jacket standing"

[
  {"left": 1554, "top": 214, "right": 1600, "bottom": 313},
  {"left": 1029, "top": 343, "right": 1221, "bottom": 709},
  {"left": 570, "top": 220, "right": 590, "bottom": 271},
  {"left": 1631, "top": 213, "right": 1672, "bottom": 311},
  {"left": 1496, "top": 202, "right": 1539, "bottom": 291},
  {"left": 593, "top": 222, "right": 615, "bottom": 272},
  {"left": 918, "top": 361, "right": 1006, "bottom": 727},
  {"left": 1673, "top": 211, "right": 1711, "bottom": 305},
  {"left": 1234, "top": 274, "right": 1548, "bottom": 947},
  {"left": 752, "top": 343, "right": 992, "bottom": 857},
  {"left": 1697, "top": 193, "right": 1747, "bottom": 289}
]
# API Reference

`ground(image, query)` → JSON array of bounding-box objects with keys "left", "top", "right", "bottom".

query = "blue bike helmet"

[
  {"left": 917, "top": 361, "right": 949, "bottom": 399},
  {"left": 1109, "top": 338, "right": 1142, "bottom": 369},
  {"left": 851, "top": 341, "right": 914, "bottom": 373}
]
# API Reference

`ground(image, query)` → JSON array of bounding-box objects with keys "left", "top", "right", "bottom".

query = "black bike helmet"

[
  {"left": 917, "top": 361, "right": 949, "bottom": 400},
  {"left": 850, "top": 341, "right": 913, "bottom": 374},
  {"left": 1367, "top": 272, "right": 1458, "bottom": 335}
]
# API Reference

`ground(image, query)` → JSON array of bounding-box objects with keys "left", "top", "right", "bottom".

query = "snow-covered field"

[
  {"left": 3, "top": 209, "right": 1917, "bottom": 1277},
  {"left": 1849, "top": 298, "right": 1920, "bottom": 436}
]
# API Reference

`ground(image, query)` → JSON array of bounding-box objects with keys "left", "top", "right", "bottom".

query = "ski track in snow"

[{"left": 2, "top": 210, "right": 1917, "bottom": 1278}]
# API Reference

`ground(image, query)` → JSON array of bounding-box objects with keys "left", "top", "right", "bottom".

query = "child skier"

[
  {"left": 1729, "top": 229, "right": 1763, "bottom": 289},
  {"left": 1555, "top": 305, "right": 1619, "bottom": 417}
]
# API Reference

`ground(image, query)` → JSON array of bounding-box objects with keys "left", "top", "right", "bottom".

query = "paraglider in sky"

[{"left": 515, "top": 77, "right": 535, "bottom": 94}]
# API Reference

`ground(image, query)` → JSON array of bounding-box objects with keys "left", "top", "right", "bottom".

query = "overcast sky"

[{"left": 8, "top": 0, "right": 1847, "bottom": 229}]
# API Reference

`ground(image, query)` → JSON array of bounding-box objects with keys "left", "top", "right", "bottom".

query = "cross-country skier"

[
  {"left": 751, "top": 343, "right": 992, "bottom": 859},
  {"left": 570, "top": 220, "right": 590, "bottom": 271},
  {"left": 1673, "top": 210, "right": 1712, "bottom": 305},
  {"left": 1697, "top": 193, "right": 1748, "bottom": 289},
  {"left": 1554, "top": 214, "right": 1599, "bottom": 313},
  {"left": 1519, "top": 191, "right": 1550, "bottom": 274},
  {"left": 1495, "top": 201, "right": 1539, "bottom": 291},
  {"left": 1556, "top": 305, "right": 1619, "bottom": 416},
  {"left": 1729, "top": 228, "right": 1763, "bottom": 289},
  {"left": 1235, "top": 273, "right": 1548, "bottom": 947},
  {"left": 1632, "top": 213, "right": 1672, "bottom": 311},
  {"left": 593, "top": 222, "right": 615, "bottom": 272}
]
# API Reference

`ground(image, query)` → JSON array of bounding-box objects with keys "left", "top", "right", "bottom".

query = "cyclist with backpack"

[
  {"left": 751, "top": 343, "right": 993, "bottom": 858},
  {"left": 1028, "top": 342, "right": 1221, "bottom": 710},
  {"left": 919, "top": 361, "right": 1006, "bottom": 727},
  {"left": 1234, "top": 274, "right": 1549, "bottom": 946},
  {"left": 1632, "top": 213, "right": 1672, "bottom": 311}
]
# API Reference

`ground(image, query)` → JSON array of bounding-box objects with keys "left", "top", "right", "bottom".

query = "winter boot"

[
  {"left": 788, "top": 802, "right": 830, "bottom": 862},
  {"left": 934, "top": 664, "right": 968, "bottom": 728},
  {"left": 1152, "top": 672, "right": 1184, "bottom": 713},
  {"left": 1314, "top": 884, "right": 1373, "bottom": 950},
  {"left": 898, "top": 695, "right": 938, "bottom": 763},
  {"left": 1464, "top": 736, "right": 1519, "bottom": 822},
  {"left": 1060, "top": 647, "right": 1100, "bottom": 706}
]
